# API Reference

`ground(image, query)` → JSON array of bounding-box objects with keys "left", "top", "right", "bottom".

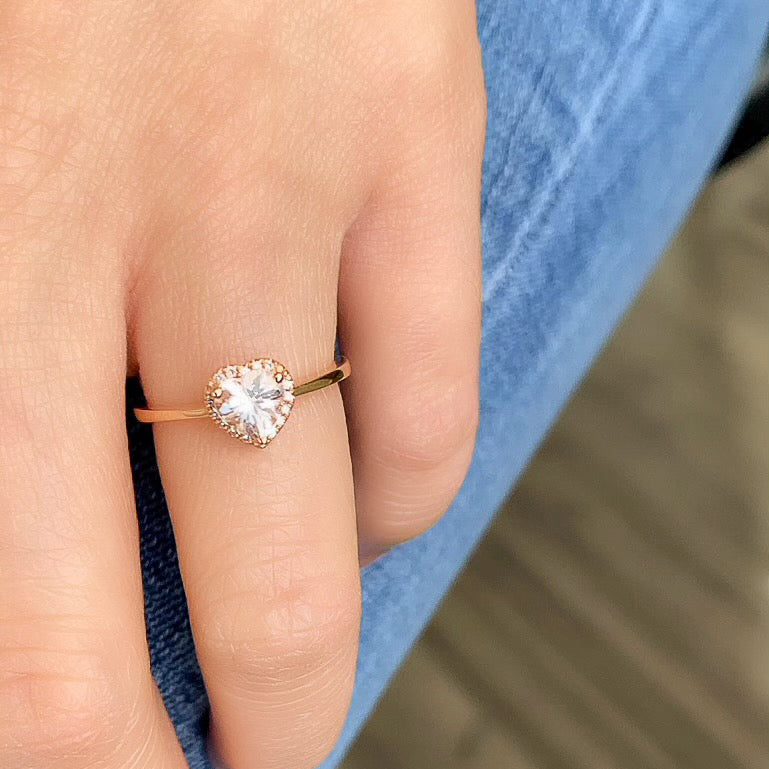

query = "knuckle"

[
  {"left": 0, "top": 634, "right": 137, "bottom": 763},
  {"left": 201, "top": 572, "right": 358, "bottom": 769},
  {"left": 367, "top": 378, "right": 479, "bottom": 544},
  {"left": 382, "top": 377, "right": 479, "bottom": 477},
  {"left": 198, "top": 573, "right": 361, "bottom": 693},
  {"left": 370, "top": 8, "right": 485, "bottom": 119}
]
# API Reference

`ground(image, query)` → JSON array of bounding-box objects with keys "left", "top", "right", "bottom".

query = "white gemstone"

[{"left": 207, "top": 359, "right": 294, "bottom": 446}]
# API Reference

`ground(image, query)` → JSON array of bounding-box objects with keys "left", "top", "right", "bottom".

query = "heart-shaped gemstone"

[{"left": 205, "top": 358, "right": 295, "bottom": 447}]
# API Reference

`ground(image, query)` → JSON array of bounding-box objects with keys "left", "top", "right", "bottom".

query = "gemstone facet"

[{"left": 205, "top": 358, "right": 295, "bottom": 447}]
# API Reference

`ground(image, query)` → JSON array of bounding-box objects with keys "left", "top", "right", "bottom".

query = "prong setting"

[{"left": 204, "top": 357, "right": 295, "bottom": 447}]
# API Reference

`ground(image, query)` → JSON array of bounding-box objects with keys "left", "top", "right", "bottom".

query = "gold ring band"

[{"left": 134, "top": 356, "right": 350, "bottom": 448}]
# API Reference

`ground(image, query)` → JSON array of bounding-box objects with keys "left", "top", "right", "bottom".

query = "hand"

[{"left": 0, "top": 3, "right": 485, "bottom": 768}]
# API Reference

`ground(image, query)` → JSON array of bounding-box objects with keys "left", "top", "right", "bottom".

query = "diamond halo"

[{"left": 205, "top": 358, "right": 295, "bottom": 447}]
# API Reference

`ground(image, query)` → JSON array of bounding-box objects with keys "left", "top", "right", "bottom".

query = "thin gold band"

[{"left": 133, "top": 357, "right": 350, "bottom": 424}]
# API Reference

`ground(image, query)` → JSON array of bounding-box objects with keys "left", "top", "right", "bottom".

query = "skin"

[{"left": 0, "top": 2, "right": 486, "bottom": 768}]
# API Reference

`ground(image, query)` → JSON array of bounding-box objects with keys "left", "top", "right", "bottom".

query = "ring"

[{"left": 134, "top": 357, "right": 350, "bottom": 448}]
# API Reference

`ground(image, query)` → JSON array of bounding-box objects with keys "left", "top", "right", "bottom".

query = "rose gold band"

[{"left": 133, "top": 357, "right": 350, "bottom": 424}]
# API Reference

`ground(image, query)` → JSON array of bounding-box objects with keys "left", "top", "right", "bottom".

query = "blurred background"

[{"left": 342, "top": 92, "right": 769, "bottom": 768}]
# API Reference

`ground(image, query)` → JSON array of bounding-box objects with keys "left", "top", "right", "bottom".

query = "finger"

[
  {"left": 338, "top": 19, "right": 486, "bottom": 563},
  {"left": 134, "top": 203, "right": 360, "bottom": 769},
  {"left": 0, "top": 263, "right": 187, "bottom": 767}
]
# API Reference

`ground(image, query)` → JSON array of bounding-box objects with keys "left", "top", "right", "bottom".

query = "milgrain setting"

[
  {"left": 133, "top": 356, "right": 350, "bottom": 448},
  {"left": 206, "top": 358, "right": 295, "bottom": 447}
]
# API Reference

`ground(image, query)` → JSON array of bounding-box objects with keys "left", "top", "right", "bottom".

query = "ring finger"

[{"left": 132, "top": 193, "right": 360, "bottom": 769}]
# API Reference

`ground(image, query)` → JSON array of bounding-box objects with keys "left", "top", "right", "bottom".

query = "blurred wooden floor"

[{"left": 343, "top": 142, "right": 769, "bottom": 769}]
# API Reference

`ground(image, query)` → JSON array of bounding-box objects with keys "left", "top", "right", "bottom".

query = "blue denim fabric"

[{"left": 127, "top": 2, "right": 769, "bottom": 767}]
